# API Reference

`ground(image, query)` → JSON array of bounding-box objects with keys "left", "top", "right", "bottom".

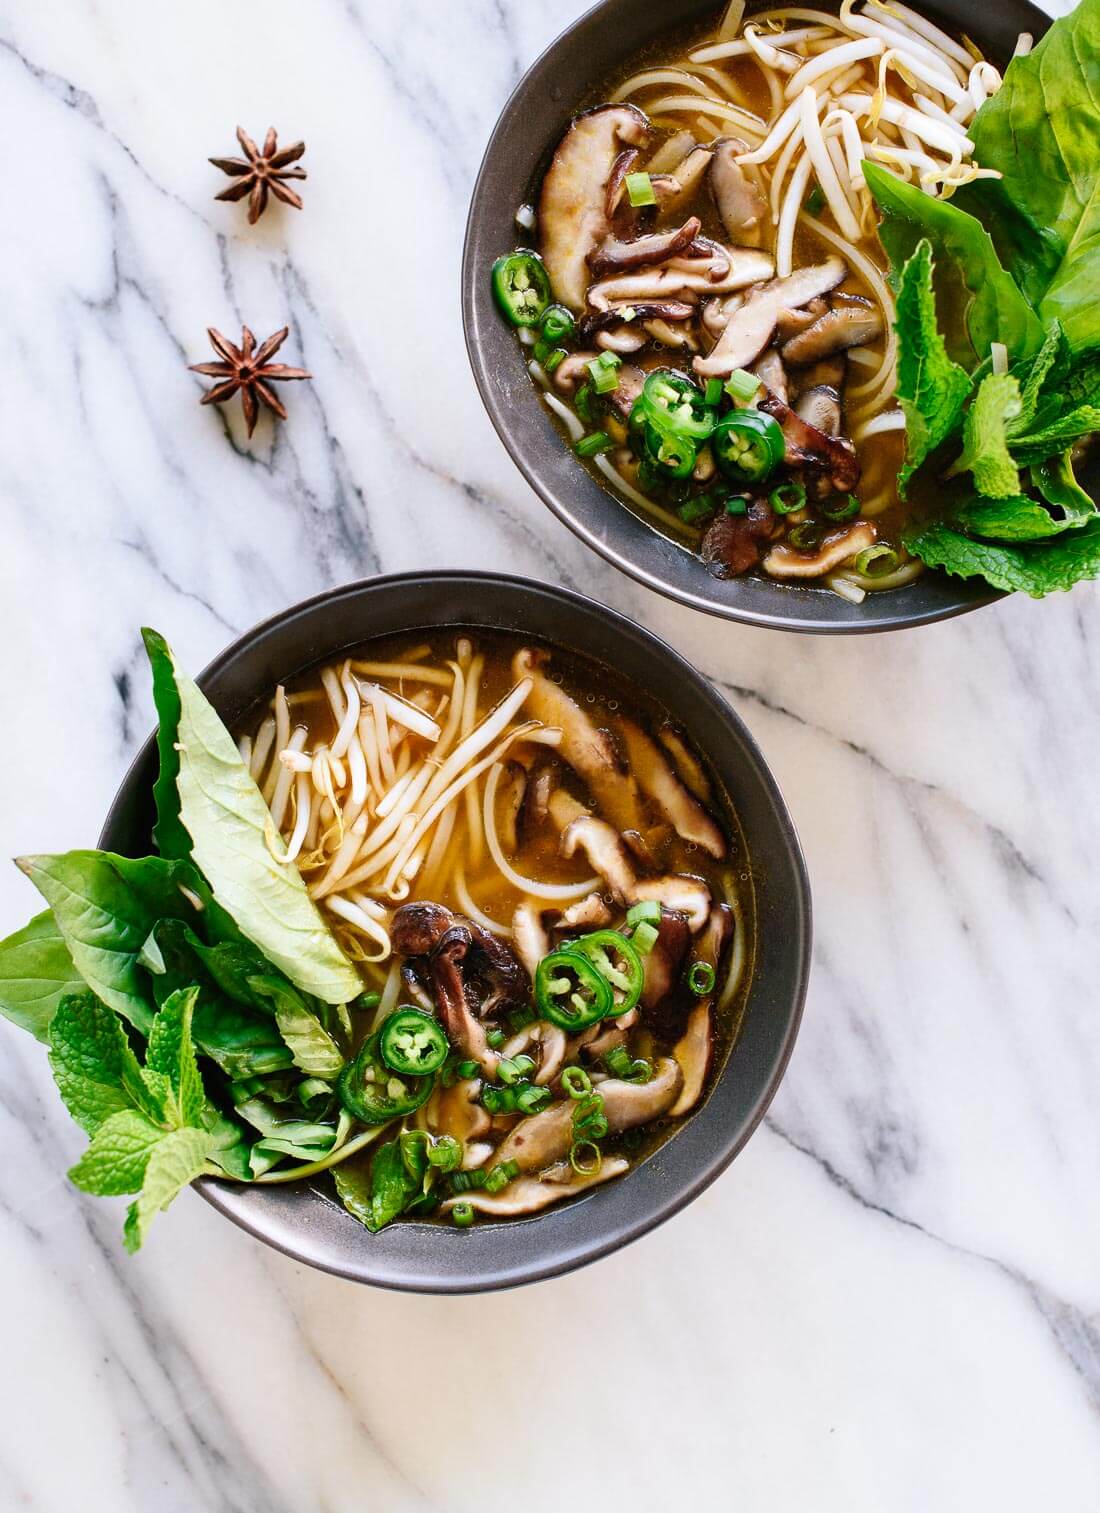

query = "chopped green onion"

[
  {"left": 428, "top": 1135, "right": 463, "bottom": 1172},
  {"left": 627, "top": 899, "right": 662, "bottom": 927},
  {"left": 456, "top": 1058, "right": 479, "bottom": 1080},
  {"left": 821, "top": 493, "right": 861, "bottom": 522},
  {"left": 769, "top": 481, "right": 806, "bottom": 515},
  {"left": 498, "top": 1053, "right": 536, "bottom": 1086},
  {"left": 604, "top": 1045, "right": 650, "bottom": 1083},
  {"left": 788, "top": 520, "right": 824, "bottom": 551},
  {"left": 533, "top": 336, "right": 552, "bottom": 364},
  {"left": 357, "top": 992, "right": 382, "bottom": 1011},
  {"left": 632, "top": 920, "right": 660, "bottom": 955},
  {"left": 575, "top": 431, "right": 613, "bottom": 458},
  {"left": 625, "top": 171, "right": 656, "bottom": 207},
  {"left": 543, "top": 347, "right": 567, "bottom": 373},
  {"left": 449, "top": 1168, "right": 487, "bottom": 1191},
  {"left": 569, "top": 1141, "right": 603, "bottom": 1176},
  {"left": 540, "top": 304, "right": 575, "bottom": 343},
  {"left": 561, "top": 1066, "right": 593, "bottom": 1101},
  {"left": 688, "top": 960, "right": 716, "bottom": 996},
  {"left": 451, "top": 1201, "right": 475, "bottom": 1227},
  {"left": 619, "top": 305, "right": 637, "bottom": 322},
  {"left": 855, "top": 544, "right": 900, "bottom": 576},
  {"left": 724, "top": 368, "right": 761, "bottom": 404},
  {"left": 508, "top": 1004, "right": 537, "bottom": 1034},
  {"left": 587, "top": 354, "right": 621, "bottom": 394},
  {"left": 485, "top": 1027, "right": 505, "bottom": 1050},
  {"left": 704, "top": 377, "right": 724, "bottom": 407},
  {"left": 481, "top": 1084, "right": 517, "bottom": 1115},
  {"left": 515, "top": 1082, "right": 552, "bottom": 1114},
  {"left": 483, "top": 1163, "right": 511, "bottom": 1194},
  {"left": 574, "top": 383, "right": 595, "bottom": 424},
  {"left": 726, "top": 495, "right": 750, "bottom": 515},
  {"left": 806, "top": 185, "right": 826, "bottom": 215}
]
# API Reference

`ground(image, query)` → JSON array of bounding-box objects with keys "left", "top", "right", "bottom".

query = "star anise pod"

[
  {"left": 189, "top": 326, "right": 311, "bottom": 436},
  {"left": 210, "top": 127, "right": 307, "bottom": 223}
]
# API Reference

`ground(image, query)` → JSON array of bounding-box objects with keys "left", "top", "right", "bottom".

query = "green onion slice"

[
  {"left": 854, "top": 544, "right": 900, "bottom": 576},
  {"left": 625, "top": 171, "right": 656, "bottom": 207}
]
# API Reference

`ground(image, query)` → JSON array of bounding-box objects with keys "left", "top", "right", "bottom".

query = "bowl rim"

[
  {"left": 459, "top": 0, "right": 1055, "bottom": 633},
  {"left": 99, "top": 570, "right": 812, "bottom": 1290}
]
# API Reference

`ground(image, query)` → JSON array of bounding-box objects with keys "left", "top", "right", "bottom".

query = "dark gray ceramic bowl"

[
  {"left": 462, "top": 0, "right": 1051, "bottom": 633},
  {"left": 100, "top": 573, "right": 810, "bottom": 1291}
]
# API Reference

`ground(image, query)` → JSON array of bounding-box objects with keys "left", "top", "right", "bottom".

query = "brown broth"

[{"left": 236, "top": 628, "right": 758, "bottom": 1219}]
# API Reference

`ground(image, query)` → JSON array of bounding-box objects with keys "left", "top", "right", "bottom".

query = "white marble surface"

[{"left": 1, "top": 0, "right": 1098, "bottom": 1508}]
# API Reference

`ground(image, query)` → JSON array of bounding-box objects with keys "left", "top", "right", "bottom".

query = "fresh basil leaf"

[
  {"left": 47, "top": 992, "right": 149, "bottom": 1135},
  {"left": 0, "top": 910, "right": 84, "bottom": 1042},
  {"left": 246, "top": 974, "right": 344, "bottom": 1080},
  {"left": 894, "top": 240, "right": 972, "bottom": 493},
  {"left": 864, "top": 162, "right": 1044, "bottom": 366},
  {"left": 146, "top": 987, "right": 206, "bottom": 1128},
  {"left": 950, "top": 179, "right": 1064, "bottom": 310},
  {"left": 947, "top": 373, "right": 1023, "bottom": 498},
  {"left": 364, "top": 1138, "right": 418, "bottom": 1232},
  {"left": 16, "top": 852, "right": 199, "bottom": 1034},
  {"left": 955, "top": 494, "right": 1073, "bottom": 542},
  {"left": 123, "top": 1127, "right": 213, "bottom": 1253},
  {"left": 907, "top": 515, "right": 1100, "bottom": 597},
  {"left": 163, "top": 639, "right": 361, "bottom": 1005},
  {"left": 67, "top": 1108, "right": 164, "bottom": 1196},
  {"left": 141, "top": 629, "right": 191, "bottom": 863}
]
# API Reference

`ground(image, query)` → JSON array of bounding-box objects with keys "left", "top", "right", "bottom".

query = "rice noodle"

[
  {"left": 852, "top": 408, "right": 905, "bottom": 442},
  {"left": 593, "top": 453, "right": 699, "bottom": 541},
  {"left": 454, "top": 866, "right": 513, "bottom": 938},
  {"left": 418, "top": 800, "right": 459, "bottom": 897},
  {"left": 237, "top": 734, "right": 252, "bottom": 768},
  {"left": 325, "top": 894, "right": 391, "bottom": 961},
  {"left": 691, "top": 27, "right": 832, "bottom": 62},
  {"left": 716, "top": 0, "right": 747, "bottom": 43},
  {"left": 542, "top": 390, "right": 585, "bottom": 442},
  {"left": 642, "top": 94, "right": 765, "bottom": 138},
  {"left": 330, "top": 666, "right": 361, "bottom": 759},
  {"left": 483, "top": 763, "right": 599, "bottom": 902},
  {"left": 350, "top": 660, "right": 451, "bottom": 687},
  {"left": 736, "top": 92, "right": 803, "bottom": 163}
]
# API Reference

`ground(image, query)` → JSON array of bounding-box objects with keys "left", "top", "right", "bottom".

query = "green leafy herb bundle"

[
  {"left": 0, "top": 630, "right": 389, "bottom": 1249},
  {"left": 862, "top": 0, "right": 1100, "bottom": 596}
]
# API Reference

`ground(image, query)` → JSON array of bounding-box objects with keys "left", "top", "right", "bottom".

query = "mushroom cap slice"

[
  {"left": 587, "top": 246, "right": 773, "bottom": 310},
  {"left": 440, "top": 1157, "right": 629, "bottom": 1217},
  {"left": 538, "top": 104, "right": 650, "bottom": 311},
  {"left": 515, "top": 647, "right": 646, "bottom": 834},
  {"left": 763, "top": 521, "right": 877, "bottom": 579},
  {"left": 709, "top": 139, "right": 767, "bottom": 245},
  {"left": 693, "top": 257, "right": 847, "bottom": 379},
  {"left": 781, "top": 299, "right": 883, "bottom": 366},
  {"left": 560, "top": 814, "right": 639, "bottom": 902},
  {"left": 588, "top": 216, "right": 702, "bottom": 278},
  {"left": 669, "top": 1002, "right": 714, "bottom": 1118},
  {"left": 615, "top": 717, "right": 726, "bottom": 860},
  {"left": 493, "top": 1058, "right": 685, "bottom": 1173}
]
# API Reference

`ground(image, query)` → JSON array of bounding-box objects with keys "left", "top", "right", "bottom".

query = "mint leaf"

[
  {"left": 48, "top": 993, "right": 147, "bottom": 1135},
  {"left": 948, "top": 373, "right": 1022, "bottom": 498},
  {"left": 0, "top": 910, "right": 84, "bottom": 1043},
  {"left": 68, "top": 1109, "right": 164, "bottom": 1195},
  {"left": 246, "top": 974, "right": 344, "bottom": 1080},
  {"left": 907, "top": 516, "right": 1100, "bottom": 597},
  {"left": 1009, "top": 404, "right": 1100, "bottom": 465},
  {"left": 894, "top": 240, "right": 972, "bottom": 493},
  {"left": 16, "top": 851, "right": 199, "bottom": 1033},
  {"left": 123, "top": 1127, "right": 213, "bottom": 1253},
  {"left": 146, "top": 987, "right": 206, "bottom": 1127},
  {"left": 163, "top": 639, "right": 361, "bottom": 1005}
]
